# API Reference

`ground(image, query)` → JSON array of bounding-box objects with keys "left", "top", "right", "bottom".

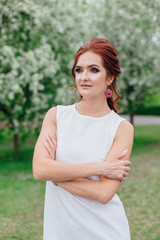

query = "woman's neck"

[{"left": 77, "top": 98, "right": 111, "bottom": 117}]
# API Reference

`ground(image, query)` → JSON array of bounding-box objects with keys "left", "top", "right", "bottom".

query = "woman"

[{"left": 32, "top": 38, "right": 134, "bottom": 240}]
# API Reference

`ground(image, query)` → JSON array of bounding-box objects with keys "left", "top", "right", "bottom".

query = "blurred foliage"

[
  {"left": 0, "top": 0, "right": 160, "bottom": 150},
  {"left": 145, "top": 93, "right": 160, "bottom": 107},
  {"left": 134, "top": 105, "right": 160, "bottom": 116},
  {"left": 92, "top": 0, "right": 160, "bottom": 114},
  {"left": 134, "top": 93, "right": 160, "bottom": 115}
]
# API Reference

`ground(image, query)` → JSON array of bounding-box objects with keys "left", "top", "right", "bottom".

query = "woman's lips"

[{"left": 81, "top": 85, "right": 92, "bottom": 88}]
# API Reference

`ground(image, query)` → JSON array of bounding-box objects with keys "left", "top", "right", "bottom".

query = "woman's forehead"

[{"left": 76, "top": 51, "right": 103, "bottom": 67}]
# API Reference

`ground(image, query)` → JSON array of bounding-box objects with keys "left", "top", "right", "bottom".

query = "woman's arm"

[
  {"left": 33, "top": 107, "right": 131, "bottom": 182},
  {"left": 32, "top": 107, "right": 101, "bottom": 181},
  {"left": 56, "top": 121, "right": 134, "bottom": 204}
]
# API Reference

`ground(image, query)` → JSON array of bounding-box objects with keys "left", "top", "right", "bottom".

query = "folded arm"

[
  {"left": 33, "top": 107, "right": 132, "bottom": 191},
  {"left": 32, "top": 107, "right": 101, "bottom": 181},
  {"left": 57, "top": 121, "right": 134, "bottom": 204}
]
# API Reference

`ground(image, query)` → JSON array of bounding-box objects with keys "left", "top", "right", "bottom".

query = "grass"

[
  {"left": 0, "top": 155, "right": 44, "bottom": 239},
  {"left": 0, "top": 125, "right": 160, "bottom": 240},
  {"left": 119, "top": 125, "right": 160, "bottom": 240}
]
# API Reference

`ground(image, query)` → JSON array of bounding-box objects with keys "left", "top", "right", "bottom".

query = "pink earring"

[{"left": 105, "top": 88, "right": 112, "bottom": 98}]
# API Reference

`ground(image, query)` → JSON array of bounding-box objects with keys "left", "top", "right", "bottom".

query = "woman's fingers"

[
  {"left": 102, "top": 156, "right": 131, "bottom": 181},
  {"left": 48, "top": 132, "right": 57, "bottom": 146},
  {"left": 125, "top": 167, "right": 130, "bottom": 172},
  {"left": 47, "top": 133, "right": 54, "bottom": 144},
  {"left": 125, "top": 172, "right": 128, "bottom": 176},
  {"left": 120, "top": 174, "right": 125, "bottom": 182},
  {"left": 46, "top": 133, "right": 57, "bottom": 149},
  {"left": 121, "top": 160, "right": 131, "bottom": 166},
  {"left": 43, "top": 132, "right": 57, "bottom": 158},
  {"left": 43, "top": 141, "right": 53, "bottom": 156},
  {"left": 46, "top": 136, "right": 54, "bottom": 150},
  {"left": 116, "top": 149, "right": 128, "bottom": 159}
]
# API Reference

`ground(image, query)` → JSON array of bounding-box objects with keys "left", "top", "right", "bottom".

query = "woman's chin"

[
  {"left": 80, "top": 93, "right": 92, "bottom": 98},
  {"left": 80, "top": 94, "right": 98, "bottom": 100}
]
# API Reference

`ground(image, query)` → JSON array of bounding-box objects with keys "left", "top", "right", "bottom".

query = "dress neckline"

[{"left": 73, "top": 103, "right": 114, "bottom": 120}]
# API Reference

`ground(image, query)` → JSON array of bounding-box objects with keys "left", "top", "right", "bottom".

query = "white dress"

[{"left": 43, "top": 103, "right": 131, "bottom": 240}]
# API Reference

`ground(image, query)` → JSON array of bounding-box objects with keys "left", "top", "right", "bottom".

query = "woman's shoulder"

[
  {"left": 44, "top": 104, "right": 74, "bottom": 122},
  {"left": 45, "top": 106, "right": 57, "bottom": 117},
  {"left": 115, "top": 117, "right": 134, "bottom": 140},
  {"left": 112, "top": 111, "right": 133, "bottom": 127},
  {"left": 110, "top": 111, "right": 134, "bottom": 139},
  {"left": 46, "top": 104, "right": 70, "bottom": 114},
  {"left": 119, "top": 119, "right": 134, "bottom": 132},
  {"left": 42, "top": 107, "right": 57, "bottom": 126}
]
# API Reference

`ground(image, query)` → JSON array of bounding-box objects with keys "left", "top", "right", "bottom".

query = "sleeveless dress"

[{"left": 43, "top": 103, "right": 131, "bottom": 240}]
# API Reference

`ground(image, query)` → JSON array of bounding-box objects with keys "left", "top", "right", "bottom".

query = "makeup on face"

[{"left": 74, "top": 52, "right": 110, "bottom": 99}]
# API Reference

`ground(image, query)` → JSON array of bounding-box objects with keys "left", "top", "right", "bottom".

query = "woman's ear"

[{"left": 107, "top": 76, "right": 114, "bottom": 86}]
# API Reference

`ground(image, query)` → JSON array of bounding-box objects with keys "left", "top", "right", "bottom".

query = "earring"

[{"left": 105, "top": 88, "right": 112, "bottom": 98}]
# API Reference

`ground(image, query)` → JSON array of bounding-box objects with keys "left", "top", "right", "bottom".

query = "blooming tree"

[
  {"left": 1, "top": 0, "right": 160, "bottom": 155},
  {"left": 0, "top": 0, "right": 100, "bottom": 153},
  {"left": 0, "top": 1, "right": 59, "bottom": 154},
  {"left": 87, "top": 0, "right": 160, "bottom": 123}
]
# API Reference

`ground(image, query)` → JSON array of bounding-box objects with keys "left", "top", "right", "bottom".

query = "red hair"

[{"left": 70, "top": 38, "right": 121, "bottom": 113}]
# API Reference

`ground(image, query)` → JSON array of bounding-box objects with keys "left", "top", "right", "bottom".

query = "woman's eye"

[
  {"left": 75, "top": 68, "right": 82, "bottom": 73},
  {"left": 91, "top": 68, "right": 99, "bottom": 73}
]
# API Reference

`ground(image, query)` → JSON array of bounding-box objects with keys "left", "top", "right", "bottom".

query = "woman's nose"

[{"left": 81, "top": 70, "right": 89, "bottom": 80}]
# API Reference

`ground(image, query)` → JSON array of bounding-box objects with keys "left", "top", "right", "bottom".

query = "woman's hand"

[
  {"left": 100, "top": 150, "right": 131, "bottom": 181},
  {"left": 43, "top": 132, "right": 57, "bottom": 160},
  {"left": 43, "top": 133, "right": 130, "bottom": 182}
]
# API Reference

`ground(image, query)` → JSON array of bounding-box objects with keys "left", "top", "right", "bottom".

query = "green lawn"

[
  {"left": 0, "top": 125, "right": 160, "bottom": 240},
  {"left": 119, "top": 126, "right": 160, "bottom": 240}
]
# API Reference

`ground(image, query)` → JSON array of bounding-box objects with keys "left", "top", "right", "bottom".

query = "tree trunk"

[
  {"left": 130, "top": 112, "right": 134, "bottom": 125},
  {"left": 14, "top": 133, "right": 19, "bottom": 155}
]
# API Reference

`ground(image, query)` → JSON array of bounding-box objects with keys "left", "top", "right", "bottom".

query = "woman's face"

[{"left": 75, "top": 51, "right": 113, "bottom": 99}]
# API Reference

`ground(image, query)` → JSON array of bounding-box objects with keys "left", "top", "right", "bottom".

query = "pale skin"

[{"left": 32, "top": 51, "right": 134, "bottom": 204}]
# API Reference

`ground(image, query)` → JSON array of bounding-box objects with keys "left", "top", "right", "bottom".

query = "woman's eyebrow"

[{"left": 75, "top": 64, "right": 100, "bottom": 68}]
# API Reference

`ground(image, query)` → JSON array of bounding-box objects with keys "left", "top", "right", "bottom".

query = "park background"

[{"left": 0, "top": 0, "right": 160, "bottom": 239}]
